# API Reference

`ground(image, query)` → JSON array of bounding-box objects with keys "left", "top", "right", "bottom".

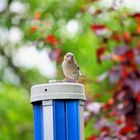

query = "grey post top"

[{"left": 30, "top": 82, "right": 86, "bottom": 103}]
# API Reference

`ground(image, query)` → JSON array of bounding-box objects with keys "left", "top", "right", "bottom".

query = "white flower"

[
  {"left": 86, "top": 102, "right": 102, "bottom": 114},
  {"left": 84, "top": 111, "right": 90, "bottom": 122},
  {"left": 9, "top": 1, "right": 26, "bottom": 15},
  {"left": 8, "top": 27, "right": 23, "bottom": 44}
]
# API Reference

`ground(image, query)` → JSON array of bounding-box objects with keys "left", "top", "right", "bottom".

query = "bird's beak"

[{"left": 67, "top": 57, "right": 71, "bottom": 61}]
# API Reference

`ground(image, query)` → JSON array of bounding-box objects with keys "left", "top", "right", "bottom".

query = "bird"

[{"left": 62, "top": 52, "right": 85, "bottom": 82}]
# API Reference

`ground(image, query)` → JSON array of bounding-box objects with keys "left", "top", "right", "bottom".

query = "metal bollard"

[{"left": 30, "top": 82, "right": 86, "bottom": 140}]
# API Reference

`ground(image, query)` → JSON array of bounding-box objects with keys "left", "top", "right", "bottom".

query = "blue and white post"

[{"left": 30, "top": 82, "right": 86, "bottom": 140}]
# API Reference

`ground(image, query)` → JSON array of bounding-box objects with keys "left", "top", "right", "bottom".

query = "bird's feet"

[{"left": 64, "top": 77, "right": 77, "bottom": 83}]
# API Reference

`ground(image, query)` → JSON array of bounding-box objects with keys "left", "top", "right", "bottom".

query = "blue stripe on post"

[
  {"left": 53, "top": 100, "right": 66, "bottom": 140},
  {"left": 66, "top": 100, "right": 80, "bottom": 140},
  {"left": 33, "top": 102, "right": 44, "bottom": 140}
]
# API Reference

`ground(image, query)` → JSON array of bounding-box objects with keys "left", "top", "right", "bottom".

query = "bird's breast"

[{"left": 62, "top": 62, "right": 78, "bottom": 76}]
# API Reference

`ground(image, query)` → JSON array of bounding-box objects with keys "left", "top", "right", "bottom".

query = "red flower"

[
  {"left": 112, "top": 34, "right": 122, "bottom": 42},
  {"left": 96, "top": 46, "right": 106, "bottom": 63},
  {"left": 34, "top": 12, "right": 42, "bottom": 20},
  {"left": 91, "top": 24, "right": 106, "bottom": 31},
  {"left": 121, "top": 66, "right": 129, "bottom": 78},
  {"left": 123, "top": 32, "right": 133, "bottom": 44},
  {"left": 137, "top": 22, "right": 140, "bottom": 34},
  {"left": 102, "top": 103, "right": 112, "bottom": 111},
  {"left": 108, "top": 98, "right": 114, "bottom": 106},
  {"left": 30, "top": 26, "right": 38, "bottom": 32},
  {"left": 119, "top": 125, "right": 137, "bottom": 135},
  {"left": 112, "top": 54, "right": 125, "bottom": 62},
  {"left": 125, "top": 50, "right": 134, "bottom": 60},
  {"left": 45, "top": 34, "right": 57, "bottom": 46},
  {"left": 123, "top": 32, "right": 129, "bottom": 41},
  {"left": 131, "top": 13, "right": 140, "bottom": 18},
  {"left": 101, "top": 126, "right": 110, "bottom": 134},
  {"left": 112, "top": 49, "right": 134, "bottom": 63},
  {"left": 115, "top": 118, "right": 124, "bottom": 125},
  {"left": 136, "top": 93, "right": 140, "bottom": 103},
  {"left": 87, "top": 135, "right": 97, "bottom": 140}
]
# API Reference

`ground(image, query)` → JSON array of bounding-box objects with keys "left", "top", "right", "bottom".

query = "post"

[{"left": 30, "top": 82, "right": 86, "bottom": 140}]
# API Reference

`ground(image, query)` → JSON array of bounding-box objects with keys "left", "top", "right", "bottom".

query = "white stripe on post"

[
  {"left": 42, "top": 100, "right": 54, "bottom": 140},
  {"left": 79, "top": 100, "right": 85, "bottom": 140}
]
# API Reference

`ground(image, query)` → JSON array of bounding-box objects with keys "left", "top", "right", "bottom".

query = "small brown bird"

[{"left": 62, "top": 52, "right": 85, "bottom": 82}]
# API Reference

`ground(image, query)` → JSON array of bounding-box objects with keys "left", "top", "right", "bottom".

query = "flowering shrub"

[{"left": 86, "top": 5, "right": 140, "bottom": 140}]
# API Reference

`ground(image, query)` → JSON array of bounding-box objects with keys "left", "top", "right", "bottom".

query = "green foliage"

[{"left": 0, "top": 83, "right": 33, "bottom": 140}]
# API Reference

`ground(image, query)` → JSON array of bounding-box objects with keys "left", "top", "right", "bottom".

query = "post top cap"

[{"left": 30, "top": 82, "right": 86, "bottom": 103}]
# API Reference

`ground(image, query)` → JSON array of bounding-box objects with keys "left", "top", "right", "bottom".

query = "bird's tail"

[
  {"left": 79, "top": 71, "right": 86, "bottom": 77},
  {"left": 80, "top": 74, "right": 86, "bottom": 77}
]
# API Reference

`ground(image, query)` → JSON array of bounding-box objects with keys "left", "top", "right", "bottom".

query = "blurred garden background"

[{"left": 1, "top": 0, "right": 140, "bottom": 139}]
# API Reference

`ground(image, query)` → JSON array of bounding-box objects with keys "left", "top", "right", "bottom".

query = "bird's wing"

[
  {"left": 75, "top": 61, "right": 86, "bottom": 77},
  {"left": 75, "top": 61, "right": 80, "bottom": 70}
]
